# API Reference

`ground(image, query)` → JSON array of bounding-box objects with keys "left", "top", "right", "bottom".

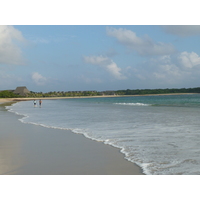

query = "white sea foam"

[{"left": 114, "top": 102, "right": 151, "bottom": 106}]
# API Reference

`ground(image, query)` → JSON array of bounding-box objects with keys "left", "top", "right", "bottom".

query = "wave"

[
  {"left": 5, "top": 104, "right": 148, "bottom": 174},
  {"left": 114, "top": 102, "right": 151, "bottom": 106}
]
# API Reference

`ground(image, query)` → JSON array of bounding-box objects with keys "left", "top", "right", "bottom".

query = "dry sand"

[{"left": 0, "top": 102, "right": 144, "bottom": 175}]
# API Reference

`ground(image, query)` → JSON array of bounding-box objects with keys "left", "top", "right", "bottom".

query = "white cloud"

[
  {"left": 178, "top": 51, "right": 200, "bottom": 69},
  {"left": 106, "top": 27, "right": 176, "bottom": 56},
  {"left": 152, "top": 55, "right": 187, "bottom": 80},
  {"left": 153, "top": 63, "right": 183, "bottom": 82},
  {"left": 106, "top": 61, "right": 126, "bottom": 80},
  {"left": 84, "top": 55, "right": 109, "bottom": 65},
  {"left": 127, "top": 51, "right": 200, "bottom": 87},
  {"left": 162, "top": 25, "right": 200, "bottom": 37},
  {"left": 32, "top": 72, "right": 47, "bottom": 85},
  {"left": 0, "top": 25, "right": 26, "bottom": 65},
  {"left": 84, "top": 55, "right": 127, "bottom": 80}
]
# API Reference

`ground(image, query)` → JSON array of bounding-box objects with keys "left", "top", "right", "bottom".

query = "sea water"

[{"left": 6, "top": 94, "right": 200, "bottom": 175}]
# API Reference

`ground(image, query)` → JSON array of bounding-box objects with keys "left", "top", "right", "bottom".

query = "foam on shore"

[{"left": 0, "top": 102, "right": 144, "bottom": 175}]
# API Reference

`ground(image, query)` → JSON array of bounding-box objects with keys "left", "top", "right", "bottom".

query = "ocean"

[{"left": 6, "top": 94, "right": 200, "bottom": 175}]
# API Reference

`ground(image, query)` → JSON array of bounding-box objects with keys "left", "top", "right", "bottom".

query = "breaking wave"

[{"left": 114, "top": 102, "right": 151, "bottom": 106}]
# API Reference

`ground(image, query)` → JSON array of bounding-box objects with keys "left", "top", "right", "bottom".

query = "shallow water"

[{"left": 7, "top": 94, "right": 200, "bottom": 174}]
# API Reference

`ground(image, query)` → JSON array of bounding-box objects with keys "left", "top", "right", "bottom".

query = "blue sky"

[{"left": 1, "top": 25, "right": 200, "bottom": 92}]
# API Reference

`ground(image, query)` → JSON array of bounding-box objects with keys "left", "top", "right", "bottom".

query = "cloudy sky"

[{"left": 1, "top": 25, "right": 200, "bottom": 92}]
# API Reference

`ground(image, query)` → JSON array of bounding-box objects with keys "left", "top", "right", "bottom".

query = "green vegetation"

[
  {"left": 26, "top": 90, "right": 102, "bottom": 98},
  {"left": 26, "top": 87, "right": 200, "bottom": 98},
  {"left": 1, "top": 87, "right": 200, "bottom": 98},
  {"left": 115, "top": 87, "right": 200, "bottom": 95},
  {"left": 0, "top": 90, "right": 21, "bottom": 98}
]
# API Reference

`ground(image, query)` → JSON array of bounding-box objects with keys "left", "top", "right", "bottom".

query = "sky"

[{"left": 1, "top": 25, "right": 200, "bottom": 92}]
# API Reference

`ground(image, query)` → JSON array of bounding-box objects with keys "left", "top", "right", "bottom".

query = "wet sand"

[{"left": 0, "top": 102, "right": 144, "bottom": 175}]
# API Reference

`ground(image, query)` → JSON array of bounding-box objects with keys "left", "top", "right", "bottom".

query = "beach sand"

[{"left": 0, "top": 102, "right": 144, "bottom": 175}]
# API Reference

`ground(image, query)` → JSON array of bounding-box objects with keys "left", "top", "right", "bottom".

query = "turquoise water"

[{"left": 7, "top": 94, "right": 200, "bottom": 174}]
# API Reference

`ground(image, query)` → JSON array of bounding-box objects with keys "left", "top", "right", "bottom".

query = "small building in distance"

[{"left": 13, "top": 86, "right": 30, "bottom": 96}]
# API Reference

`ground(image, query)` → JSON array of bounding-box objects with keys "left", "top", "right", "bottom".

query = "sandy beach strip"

[
  {"left": 0, "top": 102, "right": 144, "bottom": 175},
  {"left": 0, "top": 92, "right": 198, "bottom": 103}
]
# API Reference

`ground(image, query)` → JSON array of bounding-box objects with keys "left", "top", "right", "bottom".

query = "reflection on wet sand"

[
  {"left": 0, "top": 102, "right": 143, "bottom": 175},
  {"left": 0, "top": 136, "right": 24, "bottom": 175},
  {"left": 0, "top": 103, "right": 25, "bottom": 174}
]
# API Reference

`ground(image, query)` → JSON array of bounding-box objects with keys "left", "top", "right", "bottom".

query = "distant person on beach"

[
  {"left": 39, "top": 99, "right": 42, "bottom": 107},
  {"left": 33, "top": 100, "right": 37, "bottom": 107}
]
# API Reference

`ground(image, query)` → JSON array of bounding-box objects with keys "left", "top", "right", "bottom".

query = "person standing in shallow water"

[
  {"left": 39, "top": 99, "right": 42, "bottom": 107},
  {"left": 33, "top": 100, "right": 37, "bottom": 107}
]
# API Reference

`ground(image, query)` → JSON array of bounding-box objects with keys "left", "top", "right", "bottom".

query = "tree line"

[
  {"left": 0, "top": 90, "right": 21, "bottom": 98},
  {"left": 26, "top": 87, "right": 200, "bottom": 97},
  {"left": 1, "top": 87, "right": 200, "bottom": 98},
  {"left": 115, "top": 87, "right": 200, "bottom": 95},
  {"left": 26, "top": 90, "right": 102, "bottom": 98}
]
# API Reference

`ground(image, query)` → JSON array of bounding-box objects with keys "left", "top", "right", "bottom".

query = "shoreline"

[
  {"left": 0, "top": 92, "right": 197, "bottom": 174},
  {"left": 0, "top": 102, "right": 144, "bottom": 175},
  {"left": 0, "top": 92, "right": 198, "bottom": 103}
]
